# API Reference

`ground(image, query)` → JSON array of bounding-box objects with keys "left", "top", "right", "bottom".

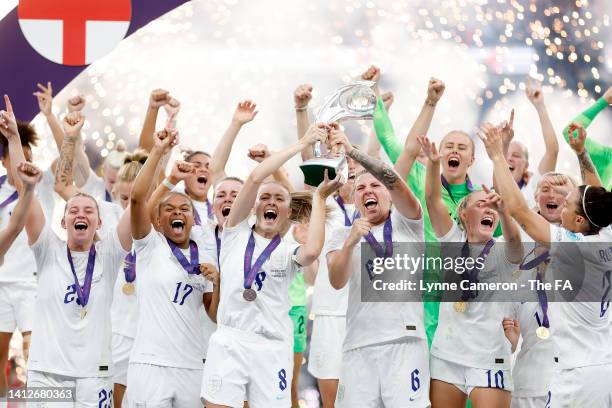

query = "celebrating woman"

[
  {"left": 482, "top": 122, "right": 612, "bottom": 407},
  {"left": 419, "top": 133, "right": 523, "bottom": 408},
  {"left": 127, "top": 128, "right": 220, "bottom": 407},
  {"left": 202, "top": 123, "right": 340, "bottom": 408}
]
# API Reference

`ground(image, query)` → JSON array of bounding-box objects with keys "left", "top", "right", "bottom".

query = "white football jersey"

[
  {"left": 311, "top": 196, "right": 351, "bottom": 316},
  {"left": 110, "top": 251, "right": 138, "bottom": 339},
  {"left": 548, "top": 225, "right": 612, "bottom": 369},
  {"left": 326, "top": 209, "right": 426, "bottom": 351},
  {"left": 129, "top": 230, "right": 214, "bottom": 369},
  {"left": 0, "top": 173, "right": 54, "bottom": 283},
  {"left": 81, "top": 169, "right": 109, "bottom": 203},
  {"left": 431, "top": 223, "right": 515, "bottom": 370},
  {"left": 216, "top": 219, "right": 301, "bottom": 342},
  {"left": 28, "top": 224, "right": 127, "bottom": 377}
]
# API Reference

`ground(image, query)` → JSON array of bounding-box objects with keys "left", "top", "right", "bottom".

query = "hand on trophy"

[
  {"left": 302, "top": 123, "right": 329, "bottom": 147},
  {"left": 327, "top": 124, "right": 353, "bottom": 155}
]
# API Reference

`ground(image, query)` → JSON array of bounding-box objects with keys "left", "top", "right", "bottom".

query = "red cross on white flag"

[{"left": 18, "top": 0, "right": 132, "bottom": 66}]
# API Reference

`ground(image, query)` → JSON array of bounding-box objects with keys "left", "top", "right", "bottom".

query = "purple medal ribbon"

[
  {"left": 66, "top": 245, "right": 96, "bottom": 308},
  {"left": 460, "top": 239, "right": 494, "bottom": 301},
  {"left": 243, "top": 230, "right": 281, "bottom": 290},
  {"left": 194, "top": 200, "right": 214, "bottom": 226},
  {"left": 104, "top": 189, "right": 112, "bottom": 203},
  {"left": 517, "top": 178, "right": 526, "bottom": 190},
  {"left": 519, "top": 243, "right": 550, "bottom": 328},
  {"left": 335, "top": 196, "right": 356, "bottom": 227},
  {"left": 166, "top": 238, "right": 200, "bottom": 274},
  {"left": 358, "top": 215, "right": 393, "bottom": 281},
  {"left": 0, "top": 175, "right": 19, "bottom": 210},
  {"left": 123, "top": 251, "right": 136, "bottom": 283},
  {"left": 441, "top": 174, "right": 474, "bottom": 204},
  {"left": 214, "top": 225, "right": 221, "bottom": 264}
]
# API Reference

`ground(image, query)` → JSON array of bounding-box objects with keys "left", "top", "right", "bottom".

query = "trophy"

[{"left": 300, "top": 80, "right": 377, "bottom": 186}]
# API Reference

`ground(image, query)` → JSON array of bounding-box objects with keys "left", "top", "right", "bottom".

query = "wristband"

[
  {"left": 295, "top": 106, "right": 308, "bottom": 112},
  {"left": 162, "top": 178, "right": 176, "bottom": 190}
]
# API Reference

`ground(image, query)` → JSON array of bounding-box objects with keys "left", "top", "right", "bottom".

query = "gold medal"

[
  {"left": 536, "top": 326, "right": 550, "bottom": 340},
  {"left": 453, "top": 301, "right": 468, "bottom": 313},
  {"left": 512, "top": 270, "right": 521, "bottom": 281},
  {"left": 80, "top": 308, "right": 87, "bottom": 319},
  {"left": 122, "top": 282, "right": 135, "bottom": 296}
]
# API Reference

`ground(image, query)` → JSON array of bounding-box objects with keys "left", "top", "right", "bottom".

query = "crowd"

[{"left": 0, "top": 65, "right": 611, "bottom": 408}]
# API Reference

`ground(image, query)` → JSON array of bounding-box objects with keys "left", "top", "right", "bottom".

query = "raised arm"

[
  {"left": 0, "top": 95, "right": 45, "bottom": 244},
  {"left": 247, "top": 143, "right": 295, "bottom": 192},
  {"left": 394, "top": 78, "right": 445, "bottom": 180},
  {"left": 330, "top": 128, "right": 421, "bottom": 220},
  {"left": 525, "top": 81, "right": 558, "bottom": 174},
  {"left": 0, "top": 163, "right": 42, "bottom": 264},
  {"left": 53, "top": 112, "right": 85, "bottom": 201},
  {"left": 567, "top": 122, "right": 602, "bottom": 187},
  {"left": 367, "top": 91, "right": 393, "bottom": 158},
  {"left": 146, "top": 160, "right": 195, "bottom": 227},
  {"left": 479, "top": 123, "right": 551, "bottom": 245},
  {"left": 131, "top": 129, "right": 178, "bottom": 240},
  {"left": 208, "top": 100, "right": 258, "bottom": 185},
  {"left": 328, "top": 218, "right": 371, "bottom": 289},
  {"left": 296, "top": 171, "right": 342, "bottom": 267},
  {"left": 417, "top": 135, "right": 453, "bottom": 237},
  {"left": 139, "top": 89, "right": 171, "bottom": 152},
  {"left": 294, "top": 84, "right": 314, "bottom": 161},
  {"left": 481, "top": 186, "right": 523, "bottom": 263},
  {"left": 226, "top": 124, "right": 326, "bottom": 228}
]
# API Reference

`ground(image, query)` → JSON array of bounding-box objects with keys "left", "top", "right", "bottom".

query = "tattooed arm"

[
  {"left": 53, "top": 112, "right": 83, "bottom": 201},
  {"left": 567, "top": 122, "right": 603, "bottom": 187},
  {"left": 330, "top": 128, "right": 422, "bottom": 220}
]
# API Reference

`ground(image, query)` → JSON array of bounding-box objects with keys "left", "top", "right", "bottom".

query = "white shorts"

[
  {"left": 0, "top": 281, "right": 36, "bottom": 333},
  {"left": 307, "top": 315, "right": 345, "bottom": 380},
  {"left": 430, "top": 355, "right": 513, "bottom": 397},
  {"left": 27, "top": 370, "right": 113, "bottom": 408},
  {"left": 335, "top": 339, "right": 430, "bottom": 408},
  {"left": 201, "top": 325, "right": 293, "bottom": 408},
  {"left": 111, "top": 334, "right": 134, "bottom": 386},
  {"left": 511, "top": 393, "right": 551, "bottom": 408},
  {"left": 126, "top": 363, "right": 202, "bottom": 407},
  {"left": 549, "top": 364, "right": 612, "bottom": 408}
]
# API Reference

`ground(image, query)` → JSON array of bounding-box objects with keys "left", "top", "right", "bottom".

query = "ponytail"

[{"left": 577, "top": 185, "right": 612, "bottom": 233}]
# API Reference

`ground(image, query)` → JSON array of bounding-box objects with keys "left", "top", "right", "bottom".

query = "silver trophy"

[{"left": 300, "top": 80, "right": 377, "bottom": 186}]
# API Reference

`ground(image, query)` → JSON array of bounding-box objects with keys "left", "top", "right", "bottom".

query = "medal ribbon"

[
  {"left": 335, "top": 196, "right": 356, "bottom": 227},
  {"left": 441, "top": 174, "right": 474, "bottom": 204},
  {"left": 353, "top": 213, "right": 393, "bottom": 281},
  {"left": 104, "top": 189, "right": 112, "bottom": 203},
  {"left": 519, "top": 243, "right": 550, "bottom": 328},
  {"left": 123, "top": 251, "right": 136, "bottom": 283},
  {"left": 0, "top": 176, "right": 19, "bottom": 210},
  {"left": 194, "top": 200, "right": 214, "bottom": 226},
  {"left": 66, "top": 245, "right": 96, "bottom": 308},
  {"left": 243, "top": 230, "right": 281, "bottom": 290},
  {"left": 166, "top": 238, "right": 200, "bottom": 274},
  {"left": 460, "top": 239, "right": 495, "bottom": 301},
  {"left": 215, "top": 225, "right": 221, "bottom": 264}
]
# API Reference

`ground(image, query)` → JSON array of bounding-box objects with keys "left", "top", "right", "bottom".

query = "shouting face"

[
  {"left": 62, "top": 194, "right": 101, "bottom": 247},
  {"left": 439, "top": 131, "right": 474, "bottom": 182},
  {"left": 184, "top": 153, "right": 211, "bottom": 201},
  {"left": 255, "top": 182, "right": 291, "bottom": 236},
  {"left": 213, "top": 178, "right": 243, "bottom": 226},
  {"left": 157, "top": 193, "right": 195, "bottom": 247},
  {"left": 354, "top": 172, "right": 391, "bottom": 226},
  {"left": 458, "top": 191, "right": 499, "bottom": 243},
  {"left": 506, "top": 141, "right": 529, "bottom": 184}
]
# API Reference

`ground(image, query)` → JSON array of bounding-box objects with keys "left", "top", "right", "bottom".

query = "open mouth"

[
  {"left": 170, "top": 219, "right": 185, "bottom": 233},
  {"left": 264, "top": 209, "right": 278, "bottom": 221},
  {"left": 74, "top": 222, "right": 88, "bottom": 231},
  {"left": 545, "top": 202, "right": 559, "bottom": 210},
  {"left": 348, "top": 171, "right": 356, "bottom": 181},
  {"left": 480, "top": 216, "right": 494, "bottom": 228},
  {"left": 197, "top": 176, "right": 208, "bottom": 185},
  {"left": 509, "top": 165, "right": 515, "bottom": 172},
  {"left": 448, "top": 157, "right": 460, "bottom": 168},
  {"left": 221, "top": 206, "right": 231, "bottom": 217},
  {"left": 364, "top": 197, "right": 378, "bottom": 210}
]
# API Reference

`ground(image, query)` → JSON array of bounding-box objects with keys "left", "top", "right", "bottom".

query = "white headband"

[{"left": 581, "top": 185, "right": 603, "bottom": 229}]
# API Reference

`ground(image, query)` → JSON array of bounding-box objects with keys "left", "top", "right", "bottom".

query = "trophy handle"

[{"left": 313, "top": 140, "right": 322, "bottom": 158}]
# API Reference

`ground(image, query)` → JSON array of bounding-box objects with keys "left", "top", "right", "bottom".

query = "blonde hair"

[
  {"left": 117, "top": 149, "right": 148, "bottom": 184},
  {"left": 105, "top": 140, "right": 128, "bottom": 169}
]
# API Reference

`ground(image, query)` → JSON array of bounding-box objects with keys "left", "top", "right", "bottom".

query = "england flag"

[{"left": 18, "top": 0, "right": 131, "bottom": 66}]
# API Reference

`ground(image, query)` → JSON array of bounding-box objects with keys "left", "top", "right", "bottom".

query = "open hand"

[
  {"left": 232, "top": 100, "right": 258, "bottom": 125},
  {"left": 33, "top": 82, "right": 53, "bottom": 116}
]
